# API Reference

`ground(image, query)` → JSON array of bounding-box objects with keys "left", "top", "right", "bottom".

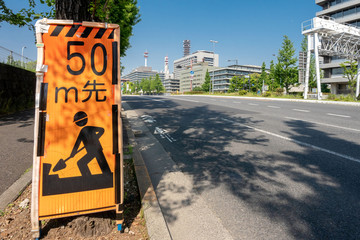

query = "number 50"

[{"left": 67, "top": 41, "right": 107, "bottom": 76}]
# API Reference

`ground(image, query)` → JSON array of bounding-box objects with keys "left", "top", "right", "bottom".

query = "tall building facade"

[
  {"left": 163, "top": 79, "right": 180, "bottom": 93},
  {"left": 122, "top": 66, "right": 165, "bottom": 83},
  {"left": 316, "top": 0, "right": 360, "bottom": 94},
  {"left": 179, "top": 62, "right": 219, "bottom": 92},
  {"left": 210, "top": 65, "right": 262, "bottom": 92},
  {"left": 173, "top": 50, "right": 219, "bottom": 80}
]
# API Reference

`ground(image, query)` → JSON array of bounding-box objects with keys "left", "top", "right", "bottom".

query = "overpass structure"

[{"left": 302, "top": 16, "right": 360, "bottom": 99}]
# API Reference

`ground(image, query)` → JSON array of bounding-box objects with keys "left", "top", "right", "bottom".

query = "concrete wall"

[{"left": 0, "top": 63, "right": 36, "bottom": 113}]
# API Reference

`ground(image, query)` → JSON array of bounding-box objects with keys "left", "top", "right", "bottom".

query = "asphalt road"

[
  {"left": 123, "top": 95, "right": 360, "bottom": 240},
  {"left": 0, "top": 109, "right": 34, "bottom": 195}
]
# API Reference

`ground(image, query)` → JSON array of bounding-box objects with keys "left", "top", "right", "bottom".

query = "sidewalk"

[{"left": 122, "top": 102, "right": 233, "bottom": 240}]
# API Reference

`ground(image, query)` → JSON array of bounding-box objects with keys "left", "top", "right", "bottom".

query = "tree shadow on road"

[
  {"left": 126, "top": 97, "right": 360, "bottom": 239},
  {"left": 0, "top": 109, "right": 34, "bottom": 127}
]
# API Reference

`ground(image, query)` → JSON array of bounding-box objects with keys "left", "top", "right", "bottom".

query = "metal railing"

[
  {"left": 302, "top": 15, "right": 360, "bottom": 33},
  {"left": 0, "top": 46, "right": 36, "bottom": 71}
]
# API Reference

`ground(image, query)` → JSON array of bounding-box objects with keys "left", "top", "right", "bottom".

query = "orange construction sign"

[{"left": 31, "top": 19, "right": 122, "bottom": 238}]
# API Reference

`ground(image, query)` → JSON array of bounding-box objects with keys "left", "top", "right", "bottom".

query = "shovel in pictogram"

[{"left": 53, "top": 146, "right": 85, "bottom": 172}]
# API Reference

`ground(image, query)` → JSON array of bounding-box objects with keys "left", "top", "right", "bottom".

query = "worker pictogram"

[{"left": 42, "top": 111, "right": 113, "bottom": 196}]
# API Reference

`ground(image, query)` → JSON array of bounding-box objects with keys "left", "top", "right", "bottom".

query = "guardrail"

[{"left": 0, "top": 46, "right": 36, "bottom": 71}]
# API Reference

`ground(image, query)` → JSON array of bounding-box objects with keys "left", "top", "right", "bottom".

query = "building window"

[{"left": 331, "top": 67, "right": 344, "bottom": 76}]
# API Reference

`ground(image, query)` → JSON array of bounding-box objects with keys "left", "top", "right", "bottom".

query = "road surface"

[
  {"left": 123, "top": 95, "right": 360, "bottom": 240},
  {"left": 0, "top": 109, "right": 34, "bottom": 195}
]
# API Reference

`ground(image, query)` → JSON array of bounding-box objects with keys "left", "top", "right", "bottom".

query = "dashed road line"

[
  {"left": 268, "top": 106, "right": 280, "bottom": 109},
  {"left": 248, "top": 103, "right": 259, "bottom": 106},
  {"left": 285, "top": 117, "right": 360, "bottom": 132},
  {"left": 222, "top": 118, "right": 360, "bottom": 164},
  {"left": 173, "top": 98, "right": 199, "bottom": 103},
  {"left": 327, "top": 113, "right": 351, "bottom": 118},
  {"left": 292, "top": 109, "right": 310, "bottom": 113}
]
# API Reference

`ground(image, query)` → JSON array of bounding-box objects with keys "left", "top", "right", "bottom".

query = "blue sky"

[{"left": 0, "top": 0, "right": 320, "bottom": 75}]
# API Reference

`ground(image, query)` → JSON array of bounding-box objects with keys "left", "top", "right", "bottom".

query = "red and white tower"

[
  {"left": 164, "top": 55, "right": 170, "bottom": 79},
  {"left": 144, "top": 50, "right": 148, "bottom": 67}
]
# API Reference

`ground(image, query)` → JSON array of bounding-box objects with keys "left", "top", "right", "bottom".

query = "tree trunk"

[{"left": 55, "top": 0, "right": 92, "bottom": 21}]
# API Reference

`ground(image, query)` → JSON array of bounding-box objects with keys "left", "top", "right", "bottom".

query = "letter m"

[{"left": 55, "top": 87, "right": 78, "bottom": 103}]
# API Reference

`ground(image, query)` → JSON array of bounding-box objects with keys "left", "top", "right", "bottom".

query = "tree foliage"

[
  {"left": 0, "top": 0, "right": 140, "bottom": 57},
  {"left": 267, "top": 60, "right": 278, "bottom": 91},
  {"left": 139, "top": 75, "right": 164, "bottom": 94},
  {"left": 340, "top": 59, "right": 358, "bottom": 96},
  {"left": 202, "top": 69, "right": 212, "bottom": 92},
  {"left": 259, "top": 62, "right": 267, "bottom": 92},
  {"left": 275, "top": 35, "right": 298, "bottom": 94},
  {"left": 229, "top": 76, "right": 246, "bottom": 92}
]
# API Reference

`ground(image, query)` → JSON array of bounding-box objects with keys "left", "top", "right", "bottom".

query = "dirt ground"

[{"left": 0, "top": 118, "right": 148, "bottom": 240}]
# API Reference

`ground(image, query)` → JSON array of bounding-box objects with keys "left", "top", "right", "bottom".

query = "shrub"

[
  {"left": 262, "top": 92, "right": 271, "bottom": 97},
  {"left": 184, "top": 91, "right": 204, "bottom": 95},
  {"left": 327, "top": 94, "right": 337, "bottom": 100},
  {"left": 238, "top": 90, "right": 248, "bottom": 96},
  {"left": 275, "top": 88, "right": 284, "bottom": 96}
]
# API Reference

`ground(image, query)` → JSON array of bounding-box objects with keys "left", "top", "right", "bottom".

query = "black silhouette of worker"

[{"left": 70, "top": 111, "right": 111, "bottom": 177}]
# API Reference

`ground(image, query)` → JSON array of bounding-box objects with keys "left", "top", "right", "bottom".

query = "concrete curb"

[
  {"left": 122, "top": 105, "right": 172, "bottom": 240},
  {"left": 0, "top": 168, "right": 32, "bottom": 211},
  {"left": 181, "top": 94, "right": 360, "bottom": 106}
]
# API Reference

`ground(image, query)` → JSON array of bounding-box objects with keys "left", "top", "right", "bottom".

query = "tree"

[
  {"left": 249, "top": 73, "right": 261, "bottom": 93},
  {"left": 192, "top": 86, "right": 203, "bottom": 91},
  {"left": 277, "top": 35, "right": 298, "bottom": 94},
  {"left": 152, "top": 74, "right": 164, "bottom": 94},
  {"left": 140, "top": 78, "right": 150, "bottom": 94},
  {"left": 259, "top": 62, "right": 267, "bottom": 92},
  {"left": 340, "top": 59, "right": 358, "bottom": 96},
  {"left": 267, "top": 60, "right": 278, "bottom": 91},
  {"left": 229, "top": 76, "right": 239, "bottom": 92},
  {"left": 0, "top": 0, "right": 140, "bottom": 57},
  {"left": 202, "top": 69, "right": 212, "bottom": 92}
]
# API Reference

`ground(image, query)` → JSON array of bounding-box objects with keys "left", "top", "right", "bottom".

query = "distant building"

[
  {"left": 183, "top": 40, "right": 191, "bottom": 57},
  {"left": 210, "top": 65, "right": 262, "bottom": 92},
  {"left": 123, "top": 66, "right": 165, "bottom": 83},
  {"left": 163, "top": 78, "right": 180, "bottom": 93},
  {"left": 315, "top": 0, "right": 360, "bottom": 94},
  {"left": 179, "top": 62, "right": 219, "bottom": 93},
  {"left": 173, "top": 50, "right": 219, "bottom": 80}
]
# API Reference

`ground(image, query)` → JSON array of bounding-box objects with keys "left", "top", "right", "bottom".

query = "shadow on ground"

[{"left": 124, "top": 96, "right": 360, "bottom": 239}]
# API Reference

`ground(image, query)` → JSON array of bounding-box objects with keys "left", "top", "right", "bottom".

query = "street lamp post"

[
  {"left": 21, "top": 46, "right": 26, "bottom": 68},
  {"left": 210, "top": 40, "right": 218, "bottom": 94}
]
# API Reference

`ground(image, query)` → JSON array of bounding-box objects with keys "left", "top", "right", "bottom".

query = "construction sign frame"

[{"left": 31, "top": 19, "right": 123, "bottom": 239}]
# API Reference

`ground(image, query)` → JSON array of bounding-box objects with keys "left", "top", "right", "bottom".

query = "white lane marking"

[
  {"left": 285, "top": 117, "right": 360, "bottom": 133},
  {"left": 268, "top": 106, "right": 280, "bottom": 109},
  {"left": 248, "top": 103, "right": 259, "bottom": 106},
  {"left": 154, "top": 127, "right": 176, "bottom": 143},
  {"left": 222, "top": 118, "right": 360, "bottom": 164},
  {"left": 292, "top": 109, "right": 310, "bottom": 113},
  {"left": 174, "top": 98, "right": 199, "bottom": 103},
  {"left": 233, "top": 101, "right": 241, "bottom": 103},
  {"left": 327, "top": 113, "right": 351, "bottom": 118}
]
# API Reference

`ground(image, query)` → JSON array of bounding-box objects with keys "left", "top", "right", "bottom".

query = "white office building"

[
  {"left": 316, "top": 0, "right": 360, "bottom": 94},
  {"left": 173, "top": 50, "right": 219, "bottom": 80}
]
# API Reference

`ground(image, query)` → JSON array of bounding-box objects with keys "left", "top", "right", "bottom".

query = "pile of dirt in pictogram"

[{"left": 0, "top": 123, "right": 148, "bottom": 239}]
